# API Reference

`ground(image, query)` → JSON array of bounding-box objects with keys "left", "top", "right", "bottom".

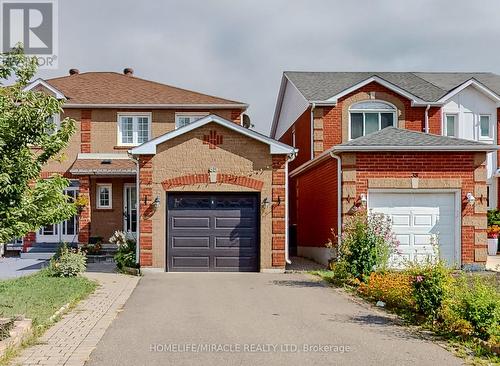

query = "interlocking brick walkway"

[{"left": 11, "top": 271, "right": 139, "bottom": 366}]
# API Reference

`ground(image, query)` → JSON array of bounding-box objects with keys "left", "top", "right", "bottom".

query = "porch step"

[
  {"left": 20, "top": 251, "right": 55, "bottom": 260},
  {"left": 19, "top": 242, "right": 67, "bottom": 260}
]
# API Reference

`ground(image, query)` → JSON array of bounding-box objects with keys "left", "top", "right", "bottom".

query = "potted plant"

[{"left": 487, "top": 225, "right": 499, "bottom": 256}]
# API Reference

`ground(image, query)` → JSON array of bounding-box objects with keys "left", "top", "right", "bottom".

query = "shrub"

[
  {"left": 488, "top": 209, "right": 500, "bottom": 227},
  {"left": 81, "top": 243, "right": 101, "bottom": 255},
  {"left": 358, "top": 271, "right": 416, "bottom": 310},
  {"left": 48, "top": 244, "right": 87, "bottom": 277},
  {"left": 406, "top": 257, "right": 451, "bottom": 321},
  {"left": 337, "top": 210, "right": 398, "bottom": 281},
  {"left": 110, "top": 231, "right": 137, "bottom": 270}
]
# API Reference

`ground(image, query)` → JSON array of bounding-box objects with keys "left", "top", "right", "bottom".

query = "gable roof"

[
  {"left": 333, "top": 127, "right": 497, "bottom": 152},
  {"left": 284, "top": 71, "right": 500, "bottom": 104},
  {"left": 34, "top": 72, "right": 247, "bottom": 108},
  {"left": 129, "top": 114, "right": 296, "bottom": 155}
]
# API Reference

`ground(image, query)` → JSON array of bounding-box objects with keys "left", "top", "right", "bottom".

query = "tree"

[{"left": 0, "top": 46, "right": 77, "bottom": 244}]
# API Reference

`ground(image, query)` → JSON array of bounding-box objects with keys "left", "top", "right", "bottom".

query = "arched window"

[{"left": 349, "top": 101, "right": 396, "bottom": 139}]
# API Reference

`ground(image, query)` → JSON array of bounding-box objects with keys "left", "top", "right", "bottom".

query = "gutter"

[
  {"left": 63, "top": 103, "right": 249, "bottom": 110},
  {"left": 424, "top": 104, "right": 430, "bottom": 133},
  {"left": 329, "top": 152, "right": 342, "bottom": 251},
  {"left": 128, "top": 153, "right": 140, "bottom": 265},
  {"left": 285, "top": 152, "right": 297, "bottom": 265}
]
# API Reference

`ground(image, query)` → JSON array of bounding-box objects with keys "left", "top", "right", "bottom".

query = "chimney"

[
  {"left": 123, "top": 68, "right": 134, "bottom": 76},
  {"left": 69, "top": 68, "right": 79, "bottom": 75}
]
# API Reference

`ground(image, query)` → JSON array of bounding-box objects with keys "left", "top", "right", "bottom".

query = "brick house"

[
  {"left": 271, "top": 72, "right": 500, "bottom": 269},
  {"left": 21, "top": 69, "right": 295, "bottom": 272}
]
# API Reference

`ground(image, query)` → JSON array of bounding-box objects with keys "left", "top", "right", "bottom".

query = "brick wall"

[
  {"left": 77, "top": 175, "right": 91, "bottom": 244},
  {"left": 293, "top": 158, "right": 338, "bottom": 248},
  {"left": 280, "top": 108, "right": 311, "bottom": 171},
  {"left": 271, "top": 155, "right": 286, "bottom": 267},
  {"left": 138, "top": 155, "right": 153, "bottom": 267},
  {"left": 346, "top": 152, "right": 487, "bottom": 264},
  {"left": 81, "top": 110, "right": 91, "bottom": 153}
]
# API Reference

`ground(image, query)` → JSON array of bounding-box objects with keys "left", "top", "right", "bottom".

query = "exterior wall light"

[
  {"left": 262, "top": 197, "right": 271, "bottom": 208},
  {"left": 360, "top": 193, "right": 367, "bottom": 205},
  {"left": 153, "top": 196, "right": 161, "bottom": 209},
  {"left": 466, "top": 192, "right": 475, "bottom": 205}
]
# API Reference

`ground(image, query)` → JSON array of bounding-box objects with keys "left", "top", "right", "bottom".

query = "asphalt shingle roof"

[
  {"left": 45, "top": 72, "right": 246, "bottom": 106},
  {"left": 284, "top": 71, "right": 500, "bottom": 102},
  {"left": 336, "top": 127, "right": 494, "bottom": 150}
]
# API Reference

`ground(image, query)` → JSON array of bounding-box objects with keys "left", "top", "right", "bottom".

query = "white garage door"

[{"left": 368, "top": 191, "right": 459, "bottom": 267}]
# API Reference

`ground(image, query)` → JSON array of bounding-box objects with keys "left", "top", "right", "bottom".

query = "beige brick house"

[{"left": 22, "top": 69, "right": 296, "bottom": 272}]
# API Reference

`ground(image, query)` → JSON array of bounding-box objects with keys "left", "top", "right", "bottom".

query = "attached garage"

[
  {"left": 167, "top": 193, "right": 259, "bottom": 272},
  {"left": 368, "top": 191, "right": 459, "bottom": 267},
  {"left": 130, "top": 115, "right": 296, "bottom": 272}
]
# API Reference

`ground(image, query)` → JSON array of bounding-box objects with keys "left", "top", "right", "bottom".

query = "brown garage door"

[{"left": 166, "top": 193, "right": 259, "bottom": 272}]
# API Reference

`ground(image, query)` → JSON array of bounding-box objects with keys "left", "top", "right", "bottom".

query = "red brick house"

[
  {"left": 19, "top": 69, "right": 296, "bottom": 272},
  {"left": 271, "top": 72, "right": 500, "bottom": 269}
]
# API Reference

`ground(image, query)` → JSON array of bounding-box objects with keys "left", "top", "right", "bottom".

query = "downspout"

[
  {"left": 329, "top": 152, "right": 342, "bottom": 250},
  {"left": 128, "top": 153, "right": 140, "bottom": 265},
  {"left": 285, "top": 151, "right": 297, "bottom": 264},
  {"left": 310, "top": 103, "right": 316, "bottom": 160},
  {"left": 424, "top": 104, "right": 431, "bottom": 133}
]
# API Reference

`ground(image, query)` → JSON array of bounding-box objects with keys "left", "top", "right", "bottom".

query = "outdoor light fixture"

[
  {"left": 466, "top": 192, "right": 475, "bottom": 205},
  {"left": 153, "top": 196, "right": 160, "bottom": 209},
  {"left": 360, "top": 193, "right": 367, "bottom": 205},
  {"left": 262, "top": 197, "right": 271, "bottom": 208}
]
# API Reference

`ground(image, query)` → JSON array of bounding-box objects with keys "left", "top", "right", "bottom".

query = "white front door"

[
  {"left": 38, "top": 187, "right": 79, "bottom": 243},
  {"left": 123, "top": 184, "right": 137, "bottom": 237},
  {"left": 368, "top": 191, "right": 459, "bottom": 268}
]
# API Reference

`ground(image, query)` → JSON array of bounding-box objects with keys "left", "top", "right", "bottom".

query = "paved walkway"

[
  {"left": 487, "top": 255, "right": 500, "bottom": 272},
  {"left": 86, "top": 272, "right": 461, "bottom": 366},
  {"left": 11, "top": 270, "right": 139, "bottom": 366}
]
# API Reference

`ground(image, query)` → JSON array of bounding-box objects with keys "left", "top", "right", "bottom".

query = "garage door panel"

[
  {"left": 369, "top": 192, "right": 458, "bottom": 267},
  {"left": 171, "top": 237, "right": 210, "bottom": 248},
  {"left": 167, "top": 193, "right": 259, "bottom": 272},
  {"left": 172, "top": 217, "right": 210, "bottom": 229}
]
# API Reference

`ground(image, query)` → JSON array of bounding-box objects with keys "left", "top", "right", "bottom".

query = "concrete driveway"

[
  {"left": 86, "top": 272, "right": 462, "bottom": 366},
  {"left": 0, "top": 257, "right": 47, "bottom": 279}
]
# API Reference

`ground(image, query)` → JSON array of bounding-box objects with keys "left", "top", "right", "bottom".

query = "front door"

[
  {"left": 124, "top": 184, "right": 137, "bottom": 237},
  {"left": 38, "top": 187, "right": 79, "bottom": 243}
]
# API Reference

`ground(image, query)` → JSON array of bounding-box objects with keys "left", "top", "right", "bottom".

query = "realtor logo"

[{"left": 1, "top": 0, "right": 58, "bottom": 68}]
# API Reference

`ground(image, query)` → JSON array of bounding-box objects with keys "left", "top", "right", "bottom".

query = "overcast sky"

[{"left": 36, "top": 0, "right": 500, "bottom": 134}]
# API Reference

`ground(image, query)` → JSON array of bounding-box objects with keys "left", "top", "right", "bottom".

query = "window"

[
  {"left": 479, "top": 115, "right": 491, "bottom": 139},
  {"left": 349, "top": 101, "right": 396, "bottom": 139},
  {"left": 117, "top": 114, "right": 151, "bottom": 146},
  {"left": 46, "top": 114, "right": 61, "bottom": 135},
  {"left": 444, "top": 114, "right": 457, "bottom": 137},
  {"left": 175, "top": 113, "right": 208, "bottom": 129},
  {"left": 97, "top": 184, "right": 112, "bottom": 209}
]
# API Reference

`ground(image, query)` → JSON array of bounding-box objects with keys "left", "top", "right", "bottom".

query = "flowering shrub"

[
  {"left": 110, "top": 231, "right": 137, "bottom": 270},
  {"left": 48, "top": 244, "right": 87, "bottom": 277},
  {"left": 487, "top": 225, "right": 500, "bottom": 239},
  {"left": 337, "top": 210, "right": 399, "bottom": 281},
  {"left": 358, "top": 272, "right": 416, "bottom": 310}
]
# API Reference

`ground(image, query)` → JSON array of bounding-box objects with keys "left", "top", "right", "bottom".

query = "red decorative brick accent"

[
  {"left": 271, "top": 155, "right": 287, "bottom": 268},
  {"left": 162, "top": 174, "right": 209, "bottom": 190},
  {"left": 203, "top": 130, "right": 223, "bottom": 149},
  {"left": 161, "top": 173, "right": 264, "bottom": 191},
  {"left": 218, "top": 174, "right": 264, "bottom": 190},
  {"left": 39, "top": 171, "right": 74, "bottom": 179},
  {"left": 77, "top": 176, "right": 91, "bottom": 244},
  {"left": 80, "top": 110, "right": 91, "bottom": 153},
  {"left": 22, "top": 232, "right": 36, "bottom": 252},
  {"left": 138, "top": 155, "right": 154, "bottom": 266}
]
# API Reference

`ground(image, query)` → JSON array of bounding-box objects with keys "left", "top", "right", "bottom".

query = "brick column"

[
  {"left": 271, "top": 155, "right": 286, "bottom": 268},
  {"left": 78, "top": 176, "right": 91, "bottom": 244},
  {"left": 138, "top": 155, "right": 153, "bottom": 267},
  {"left": 81, "top": 110, "right": 91, "bottom": 153},
  {"left": 22, "top": 232, "right": 36, "bottom": 252}
]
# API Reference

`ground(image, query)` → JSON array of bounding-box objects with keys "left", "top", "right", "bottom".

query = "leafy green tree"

[{"left": 0, "top": 46, "right": 76, "bottom": 243}]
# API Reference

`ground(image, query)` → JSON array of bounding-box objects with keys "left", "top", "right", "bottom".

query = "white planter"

[{"left": 488, "top": 238, "right": 498, "bottom": 256}]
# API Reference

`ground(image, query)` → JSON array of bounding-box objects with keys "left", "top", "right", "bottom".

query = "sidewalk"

[{"left": 11, "top": 269, "right": 139, "bottom": 366}]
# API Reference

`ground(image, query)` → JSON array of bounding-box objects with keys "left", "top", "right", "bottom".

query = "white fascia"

[
  {"left": 436, "top": 79, "right": 500, "bottom": 105},
  {"left": 23, "top": 78, "right": 66, "bottom": 99},
  {"left": 129, "top": 114, "right": 297, "bottom": 156}
]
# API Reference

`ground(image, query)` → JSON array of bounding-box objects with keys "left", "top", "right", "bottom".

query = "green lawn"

[{"left": 0, "top": 269, "right": 97, "bottom": 327}]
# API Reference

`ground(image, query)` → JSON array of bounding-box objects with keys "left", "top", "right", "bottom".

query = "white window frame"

[
  {"left": 443, "top": 113, "right": 458, "bottom": 138},
  {"left": 117, "top": 112, "right": 152, "bottom": 146},
  {"left": 47, "top": 113, "right": 61, "bottom": 135},
  {"left": 348, "top": 101, "right": 396, "bottom": 140},
  {"left": 478, "top": 114, "right": 492, "bottom": 141},
  {"left": 175, "top": 112, "right": 209, "bottom": 129},
  {"left": 96, "top": 184, "right": 112, "bottom": 209}
]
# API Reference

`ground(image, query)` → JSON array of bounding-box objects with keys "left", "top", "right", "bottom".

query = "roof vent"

[
  {"left": 101, "top": 159, "right": 112, "bottom": 165},
  {"left": 69, "top": 68, "right": 79, "bottom": 75},
  {"left": 123, "top": 68, "right": 134, "bottom": 76}
]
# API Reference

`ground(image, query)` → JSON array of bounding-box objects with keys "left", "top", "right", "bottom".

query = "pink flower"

[{"left": 415, "top": 275, "right": 424, "bottom": 283}]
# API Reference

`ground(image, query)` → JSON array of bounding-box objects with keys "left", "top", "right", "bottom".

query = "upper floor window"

[
  {"left": 444, "top": 114, "right": 457, "bottom": 137},
  {"left": 349, "top": 101, "right": 396, "bottom": 139},
  {"left": 175, "top": 112, "right": 208, "bottom": 129},
  {"left": 117, "top": 113, "right": 151, "bottom": 146},
  {"left": 46, "top": 114, "right": 60, "bottom": 135},
  {"left": 479, "top": 115, "right": 492, "bottom": 140}
]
